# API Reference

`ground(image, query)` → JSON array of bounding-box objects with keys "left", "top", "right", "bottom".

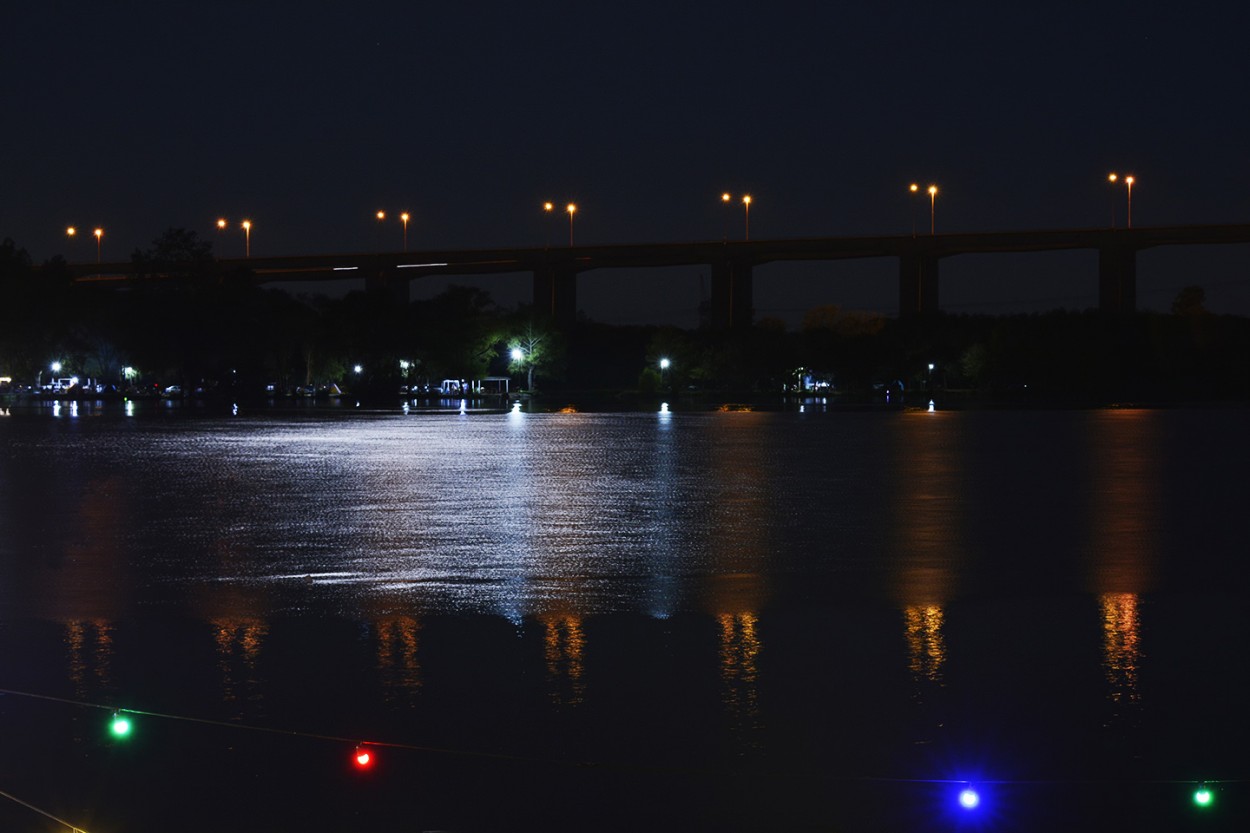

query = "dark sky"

[{"left": 3, "top": 1, "right": 1248, "bottom": 325}]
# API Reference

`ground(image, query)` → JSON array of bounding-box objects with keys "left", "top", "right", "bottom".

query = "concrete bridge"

[{"left": 67, "top": 224, "right": 1250, "bottom": 326}]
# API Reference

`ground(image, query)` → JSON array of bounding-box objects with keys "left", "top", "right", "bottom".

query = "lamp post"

[
  {"left": 1125, "top": 175, "right": 1135, "bottom": 228},
  {"left": 659, "top": 357, "right": 671, "bottom": 390},
  {"left": 908, "top": 183, "right": 920, "bottom": 236},
  {"left": 400, "top": 212, "right": 410, "bottom": 251},
  {"left": 721, "top": 192, "right": 732, "bottom": 240},
  {"left": 566, "top": 203, "right": 577, "bottom": 246},
  {"left": 66, "top": 226, "right": 76, "bottom": 257},
  {"left": 93, "top": 228, "right": 103, "bottom": 263},
  {"left": 1107, "top": 173, "right": 1118, "bottom": 227},
  {"left": 742, "top": 195, "right": 752, "bottom": 240},
  {"left": 241, "top": 220, "right": 251, "bottom": 257},
  {"left": 543, "top": 202, "right": 555, "bottom": 246},
  {"left": 927, "top": 186, "right": 938, "bottom": 235}
]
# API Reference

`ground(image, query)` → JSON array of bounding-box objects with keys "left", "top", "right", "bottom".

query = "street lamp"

[
  {"left": 721, "top": 192, "right": 732, "bottom": 240},
  {"left": 908, "top": 183, "right": 920, "bottom": 236},
  {"left": 659, "top": 357, "right": 671, "bottom": 389},
  {"left": 241, "top": 220, "right": 252, "bottom": 257},
  {"left": 1125, "top": 175, "right": 1135, "bottom": 228},
  {"left": 93, "top": 228, "right": 103, "bottom": 263},
  {"left": 400, "top": 212, "right": 410, "bottom": 251},
  {"left": 927, "top": 186, "right": 938, "bottom": 235},
  {"left": 742, "top": 194, "right": 752, "bottom": 240},
  {"left": 566, "top": 203, "right": 577, "bottom": 246},
  {"left": 542, "top": 202, "right": 555, "bottom": 246},
  {"left": 1107, "top": 173, "right": 1119, "bottom": 227}
]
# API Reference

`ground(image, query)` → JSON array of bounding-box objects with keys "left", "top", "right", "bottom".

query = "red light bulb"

[{"left": 354, "top": 746, "right": 373, "bottom": 769}]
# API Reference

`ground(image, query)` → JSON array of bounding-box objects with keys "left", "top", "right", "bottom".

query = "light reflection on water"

[{"left": 1100, "top": 592, "right": 1142, "bottom": 707}]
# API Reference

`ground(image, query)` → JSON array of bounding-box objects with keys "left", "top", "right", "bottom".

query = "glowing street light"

[
  {"left": 566, "top": 203, "right": 577, "bottom": 246},
  {"left": 66, "top": 226, "right": 77, "bottom": 238},
  {"left": 400, "top": 212, "right": 410, "bottom": 251},
  {"left": 376, "top": 210, "right": 386, "bottom": 221},
  {"left": 908, "top": 183, "right": 920, "bottom": 236},
  {"left": 1125, "top": 175, "right": 1135, "bottom": 228},
  {"left": 742, "top": 194, "right": 752, "bottom": 240},
  {"left": 241, "top": 220, "right": 252, "bottom": 257},
  {"left": 927, "top": 186, "right": 938, "bottom": 235},
  {"left": 511, "top": 347, "right": 524, "bottom": 362},
  {"left": 93, "top": 227, "right": 103, "bottom": 263},
  {"left": 541, "top": 201, "right": 556, "bottom": 246},
  {"left": 1107, "top": 173, "right": 1119, "bottom": 227},
  {"left": 721, "top": 192, "right": 732, "bottom": 239}
]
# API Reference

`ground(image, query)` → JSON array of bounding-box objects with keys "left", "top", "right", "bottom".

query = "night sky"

[{"left": 4, "top": 1, "right": 1248, "bottom": 325}]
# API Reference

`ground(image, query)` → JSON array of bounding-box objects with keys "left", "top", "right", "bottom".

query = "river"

[{"left": 0, "top": 402, "right": 1246, "bottom": 831}]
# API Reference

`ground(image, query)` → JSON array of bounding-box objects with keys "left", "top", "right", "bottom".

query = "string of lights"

[{"left": 0, "top": 685, "right": 1239, "bottom": 824}]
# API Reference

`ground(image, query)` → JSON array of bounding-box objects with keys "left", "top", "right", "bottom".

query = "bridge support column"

[
  {"left": 533, "top": 264, "right": 577, "bottom": 325},
  {"left": 364, "top": 262, "right": 412, "bottom": 305},
  {"left": 710, "top": 258, "right": 753, "bottom": 329},
  {"left": 1098, "top": 243, "right": 1137, "bottom": 314},
  {"left": 898, "top": 254, "right": 939, "bottom": 317}
]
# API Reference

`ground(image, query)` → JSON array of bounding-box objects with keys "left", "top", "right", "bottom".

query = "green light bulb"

[
  {"left": 1193, "top": 786, "right": 1213, "bottom": 808},
  {"left": 110, "top": 712, "right": 132, "bottom": 738}
]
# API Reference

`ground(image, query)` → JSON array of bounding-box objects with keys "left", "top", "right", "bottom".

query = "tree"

[
  {"left": 1171, "top": 285, "right": 1208, "bottom": 317},
  {"left": 131, "top": 228, "right": 214, "bottom": 280},
  {"left": 507, "top": 319, "right": 562, "bottom": 391}
]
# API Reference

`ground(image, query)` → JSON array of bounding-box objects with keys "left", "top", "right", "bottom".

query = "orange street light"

[
  {"left": 93, "top": 228, "right": 103, "bottom": 263},
  {"left": 1108, "top": 173, "right": 1119, "bottom": 227},
  {"left": 541, "top": 202, "right": 556, "bottom": 246},
  {"left": 908, "top": 183, "right": 920, "bottom": 236},
  {"left": 66, "top": 226, "right": 77, "bottom": 237},
  {"left": 566, "top": 203, "right": 577, "bottom": 246},
  {"left": 241, "top": 220, "right": 252, "bottom": 257},
  {"left": 400, "top": 212, "right": 410, "bottom": 251},
  {"left": 927, "top": 185, "right": 938, "bottom": 235},
  {"left": 376, "top": 210, "right": 386, "bottom": 221},
  {"left": 720, "top": 192, "right": 733, "bottom": 239},
  {"left": 216, "top": 218, "right": 227, "bottom": 230},
  {"left": 742, "top": 194, "right": 752, "bottom": 240},
  {"left": 1124, "top": 175, "right": 1135, "bottom": 228}
]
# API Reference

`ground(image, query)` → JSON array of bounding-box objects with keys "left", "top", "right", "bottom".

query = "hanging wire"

[{"left": 0, "top": 787, "right": 91, "bottom": 832}]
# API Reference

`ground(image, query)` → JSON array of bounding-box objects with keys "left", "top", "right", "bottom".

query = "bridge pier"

[
  {"left": 710, "top": 258, "right": 753, "bottom": 329},
  {"left": 1098, "top": 242, "right": 1137, "bottom": 313},
  {"left": 533, "top": 264, "right": 578, "bottom": 325},
  {"left": 364, "top": 260, "right": 412, "bottom": 305},
  {"left": 898, "top": 253, "right": 940, "bottom": 317}
]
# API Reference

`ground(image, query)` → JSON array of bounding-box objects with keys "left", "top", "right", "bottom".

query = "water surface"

[{"left": 0, "top": 404, "right": 1246, "bottom": 830}]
